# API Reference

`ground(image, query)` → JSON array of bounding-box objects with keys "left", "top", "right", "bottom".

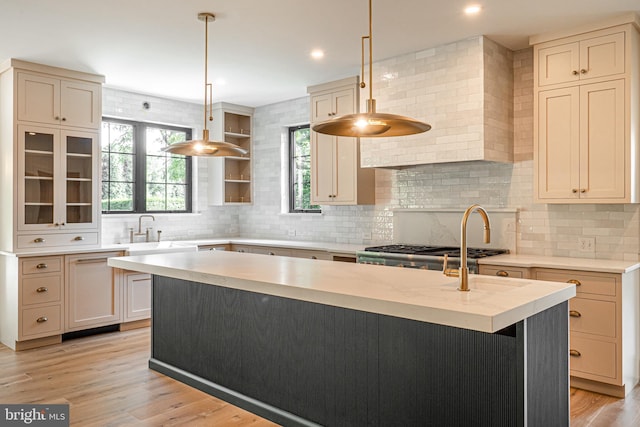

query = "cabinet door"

[
  {"left": 579, "top": 80, "right": 625, "bottom": 200},
  {"left": 66, "top": 253, "right": 121, "bottom": 331},
  {"left": 310, "top": 132, "right": 336, "bottom": 204},
  {"left": 537, "top": 42, "right": 580, "bottom": 86},
  {"left": 123, "top": 272, "right": 151, "bottom": 322},
  {"left": 17, "top": 125, "right": 61, "bottom": 231},
  {"left": 311, "top": 93, "right": 333, "bottom": 122},
  {"left": 333, "top": 137, "right": 357, "bottom": 204},
  {"left": 60, "top": 80, "right": 101, "bottom": 129},
  {"left": 580, "top": 32, "right": 625, "bottom": 81},
  {"left": 333, "top": 88, "right": 355, "bottom": 116},
  {"left": 17, "top": 72, "right": 60, "bottom": 125},
  {"left": 62, "top": 130, "right": 99, "bottom": 229},
  {"left": 536, "top": 87, "right": 580, "bottom": 200}
]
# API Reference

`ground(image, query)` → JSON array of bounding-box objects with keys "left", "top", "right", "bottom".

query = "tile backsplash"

[{"left": 101, "top": 42, "right": 640, "bottom": 261}]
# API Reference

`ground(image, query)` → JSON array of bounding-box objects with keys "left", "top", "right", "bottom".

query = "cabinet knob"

[
  {"left": 74, "top": 236, "right": 84, "bottom": 241},
  {"left": 36, "top": 316, "right": 48, "bottom": 323},
  {"left": 36, "top": 287, "right": 48, "bottom": 293},
  {"left": 572, "top": 189, "right": 578, "bottom": 193},
  {"left": 54, "top": 116, "right": 60, "bottom": 120},
  {"left": 569, "top": 310, "right": 582, "bottom": 318},
  {"left": 34, "top": 238, "right": 46, "bottom": 243},
  {"left": 580, "top": 69, "right": 587, "bottom": 74},
  {"left": 36, "top": 263, "right": 48, "bottom": 269},
  {"left": 496, "top": 270, "right": 509, "bottom": 277},
  {"left": 268, "top": 251, "right": 275, "bottom": 256},
  {"left": 572, "top": 70, "right": 579, "bottom": 76},
  {"left": 567, "top": 279, "right": 581, "bottom": 286},
  {"left": 311, "top": 256, "right": 318, "bottom": 260},
  {"left": 580, "top": 189, "right": 586, "bottom": 193},
  {"left": 569, "top": 349, "right": 581, "bottom": 357},
  {"left": 61, "top": 117, "right": 67, "bottom": 121}
]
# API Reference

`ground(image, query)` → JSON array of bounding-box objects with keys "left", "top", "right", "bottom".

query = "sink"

[{"left": 125, "top": 241, "right": 198, "bottom": 256}]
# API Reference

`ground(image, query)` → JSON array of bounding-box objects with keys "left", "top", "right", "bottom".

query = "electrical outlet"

[{"left": 578, "top": 237, "right": 595, "bottom": 253}]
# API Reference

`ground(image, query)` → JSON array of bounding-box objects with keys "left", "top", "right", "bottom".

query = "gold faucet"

[{"left": 443, "top": 204, "right": 491, "bottom": 292}]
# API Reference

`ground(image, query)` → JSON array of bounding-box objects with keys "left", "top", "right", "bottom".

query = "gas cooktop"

[{"left": 364, "top": 244, "right": 509, "bottom": 259}]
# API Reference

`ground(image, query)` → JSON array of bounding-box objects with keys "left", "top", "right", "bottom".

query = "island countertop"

[{"left": 108, "top": 250, "right": 576, "bottom": 333}]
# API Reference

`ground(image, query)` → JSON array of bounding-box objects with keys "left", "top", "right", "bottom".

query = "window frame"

[
  {"left": 288, "top": 124, "right": 320, "bottom": 214},
  {"left": 101, "top": 117, "right": 193, "bottom": 214}
]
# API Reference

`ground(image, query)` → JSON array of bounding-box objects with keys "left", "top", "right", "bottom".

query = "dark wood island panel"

[{"left": 150, "top": 276, "right": 569, "bottom": 427}]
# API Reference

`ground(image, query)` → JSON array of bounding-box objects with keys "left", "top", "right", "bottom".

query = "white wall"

[{"left": 101, "top": 88, "right": 240, "bottom": 244}]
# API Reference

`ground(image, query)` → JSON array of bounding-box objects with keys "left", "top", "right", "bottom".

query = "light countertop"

[
  {"left": 108, "top": 250, "right": 576, "bottom": 334},
  {"left": 477, "top": 254, "right": 640, "bottom": 274}
]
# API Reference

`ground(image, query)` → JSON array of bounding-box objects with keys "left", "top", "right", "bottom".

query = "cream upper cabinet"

[
  {"left": 17, "top": 72, "right": 101, "bottom": 129},
  {"left": 0, "top": 60, "right": 103, "bottom": 252},
  {"left": 308, "top": 77, "right": 375, "bottom": 205},
  {"left": 536, "top": 80, "right": 625, "bottom": 201},
  {"left": 533, "top": 22, "right": 639, "bottom": 204},
  {"left": 537, "top": 31, "right": 625, "bottom": 86}
]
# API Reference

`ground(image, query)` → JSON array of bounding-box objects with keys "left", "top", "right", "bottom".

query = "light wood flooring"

[{"left": 1, "top": 328, "right": 639, "bottom": 426}]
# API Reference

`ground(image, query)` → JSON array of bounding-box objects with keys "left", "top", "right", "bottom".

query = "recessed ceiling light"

[
  {"left": 311, "top": 49, "right": 325, "bottom": 59},
  {"left": 464, "top": 5, "right": 482, "bottom": 15}
]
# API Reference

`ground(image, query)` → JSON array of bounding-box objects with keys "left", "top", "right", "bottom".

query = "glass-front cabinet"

[{"left": 18, "top": 124, "right": 98, "bottom": 232}]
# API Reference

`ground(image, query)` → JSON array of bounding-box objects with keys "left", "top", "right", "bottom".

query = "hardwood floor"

[
  {"left": 0, "top": 328, "right": 277, "bottom": 426},
  {"left": 1, "top": 328, "right": 638, "bottom": 426}
]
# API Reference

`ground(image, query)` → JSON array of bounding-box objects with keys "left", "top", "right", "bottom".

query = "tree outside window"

[
  {"left": 101, "top": 118, "right": 192, "bottom": 214},
  {"left": 289, "top": 125, "right": 320, "bottom": 213}
]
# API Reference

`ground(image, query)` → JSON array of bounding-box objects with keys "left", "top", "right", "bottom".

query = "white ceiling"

[{"left": 1, "top": 0, "right": 638, "bottom": 107}]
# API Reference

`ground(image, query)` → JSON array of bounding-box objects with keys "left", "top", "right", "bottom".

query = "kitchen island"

[{"left": 109, "top": 250, "right": 576, "bottom": 427}]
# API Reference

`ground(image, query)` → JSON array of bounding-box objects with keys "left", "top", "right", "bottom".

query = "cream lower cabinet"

[
  {"left": 65, "top": 252, "right": 121, "bottom": 332},
  {"left": 122, "top": 271, "right": 151, "bottom": 323},
  {"left": 481, "top": 263, "right": 639, "bottom": 397}
]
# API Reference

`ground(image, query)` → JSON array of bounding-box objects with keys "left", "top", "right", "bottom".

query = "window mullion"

[{"left": 135, "top": 124, "right": 146, "bottom": 213}]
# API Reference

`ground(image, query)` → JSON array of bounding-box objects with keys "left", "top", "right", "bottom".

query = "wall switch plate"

[{"left": 578, "top": 237, "right": 595, "bottom": 253}]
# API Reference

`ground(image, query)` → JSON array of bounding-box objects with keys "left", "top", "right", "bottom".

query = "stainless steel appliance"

[{"left": 356, "top": 244, "right": 508, "bottom": 273}]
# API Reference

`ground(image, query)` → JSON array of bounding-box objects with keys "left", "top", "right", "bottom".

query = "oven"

[{"left": 356, "top": 245, "right": 509, "bottom": 273}]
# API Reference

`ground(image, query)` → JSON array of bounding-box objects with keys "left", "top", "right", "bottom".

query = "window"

[
  {"left": 289, "top": 125, "right": 319, "bottom": 213},
  {"left": 101, "top": 118, "right": 192, "bottom": 213}
]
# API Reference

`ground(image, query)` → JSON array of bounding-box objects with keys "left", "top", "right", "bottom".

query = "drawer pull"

[
  {"left": 33, "top": 238, "right": 46, "bottom": 243},
  {"left": 496, "top": 270, "right": 509, "bottom": 277},
  {"left": 237, "top": 249, "right": 245, "bottom": 253},
  {"left": 36, "top": 316, "right": 48, "bottom": 323},
  {"left": 268, "top": 252, "right": 275, "bottom": 256},
  {"left": 36, "top": 263, "right": 48, "bottom": 269},
  {"left": 74, "top": 236, "right": 85, "bottom": 241},
  {"left": 569, "top": 310, "right": 581, "bottom": 318},
  {"left": 76, "top": 258, "right": 108, "bottom": 264},
  {"left": 569, "top": 349, "right": 581, "bottom": 357},
  {"left": 36, "top": 287, "right": 48, "bottom": 293},
  {"left": 311, "top": 256, "right": 318, "bottom": 260},
  {"left": 567, "top": 279, "right": 581, "bottom": 286}
]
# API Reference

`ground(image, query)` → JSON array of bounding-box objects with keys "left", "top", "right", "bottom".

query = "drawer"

[
  {"left": 21, "top": 305, "right": 62, "bottom": 338},
  {"left": 22, "top": 275, "right": 62, "bottom": 305},
  {"left": 479, "top": 265, "right": 531, "bottom": 279},
  {"left": 570, "top": 336, "right": 617, "bottom": 380},
  {"left": 569, "top": 298, "right": 616, "bottom": 338},
  {"left": 534, "top": 269, "right": 617, "bottom": 296},
  {"left": 290, "top": 249, "right": 332, "bottom": 260},
  {"left": 21, "top": 256, "right": 63, "bottom": 275},
  {"left": 17, "top": 232, "right": 99, "bottom": 249}
]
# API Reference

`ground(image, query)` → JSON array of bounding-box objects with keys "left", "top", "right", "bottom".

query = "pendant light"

[
  {"left": 163, "top": 13, "right": 247, "bottom": 157},
  {"left": 312, "top": 0, "right": 431, "bottom": 137}
]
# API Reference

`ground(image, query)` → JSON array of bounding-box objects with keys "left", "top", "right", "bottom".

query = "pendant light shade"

[
  {"left": 163, "top": 13, "right": 247, "bottom": 157},
  {"left": 311, "top": 0, "right": 431, "bottom": 138}
]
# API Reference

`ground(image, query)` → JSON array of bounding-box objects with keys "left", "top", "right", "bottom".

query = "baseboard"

[
  {"left": 119, "top": 319, "right": 150, "bottom": 331},
  {"left": 149, "top": 358, "right": 321, "bottom": 427},
  {"left": 15, "top": 335, "right": 61, "bottom": 351},
  {"left": 571, "top": 376, "right": 627, "bottom": 398}
]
